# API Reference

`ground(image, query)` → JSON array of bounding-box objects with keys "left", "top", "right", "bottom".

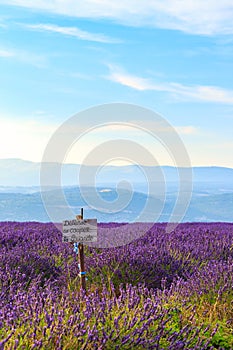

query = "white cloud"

[
  {"left": 109, "top": 71, "right": 156, "bottom": 91},
  {"left": 25, "top": 24, "right": 121, "bottom": 43},
  {"left": 0, "top": 49, "right": 15, "bottom": 57},
  {"left": 93, "top": 123, "right": 198, "bottom": 136},
  {"left": 0, "top": 46, "right": 47, "bottom": 67},
  {"left": 108, "top": 66, "right": 233, "bottom": 104},
  {"left": 0, "top": 22, "right": 7, "bottom": 28},
  {"left": 0, "top": 0, "right": 233, "bottom": 35},
  {"left": 175, "top": 126, "right": 198, "bottom": 135},
  {"left": 173, "top": 84, "right": 233, "bottom": 104}
]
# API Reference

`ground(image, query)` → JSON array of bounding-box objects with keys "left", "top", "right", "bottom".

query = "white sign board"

[{"left": 62, "top": 219, "right": 97, "bottom": 243}]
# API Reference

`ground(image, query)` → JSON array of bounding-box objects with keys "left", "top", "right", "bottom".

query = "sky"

[{"left": 0, "top": 0, "right": 233, "bottom": 167}]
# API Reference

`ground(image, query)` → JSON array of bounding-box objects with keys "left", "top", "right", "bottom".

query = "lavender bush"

[{"left": 0, "top": 222, "right": 233, "bottom": 349}]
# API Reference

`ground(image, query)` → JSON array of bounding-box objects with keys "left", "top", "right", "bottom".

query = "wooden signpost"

[{"left": 62, "top": 208, "right": 97, "bottom": 292}]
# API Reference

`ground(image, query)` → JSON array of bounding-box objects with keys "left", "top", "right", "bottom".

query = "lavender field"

[{"left": 1, "top": 222, "right": 233, "bottom": 349}]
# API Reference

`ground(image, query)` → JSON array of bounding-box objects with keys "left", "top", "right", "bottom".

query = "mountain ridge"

[{"left": 0, "top": 158, "right": 233, "bottom": 187}]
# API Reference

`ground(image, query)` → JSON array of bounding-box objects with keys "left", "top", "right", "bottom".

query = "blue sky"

[{"left": 0, "top": 0, "right": 233, "bottom": 167}]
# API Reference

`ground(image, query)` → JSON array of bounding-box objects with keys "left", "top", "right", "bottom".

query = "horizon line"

[{"left": 0, "top": 157, "right": 233, "bottom": 170}]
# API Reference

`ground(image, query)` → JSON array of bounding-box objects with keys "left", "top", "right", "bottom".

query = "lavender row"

[{"left": 0, "top": 221, "right": 233, "bottom": 349}]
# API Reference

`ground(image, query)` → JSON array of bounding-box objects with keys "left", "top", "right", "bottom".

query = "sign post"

[
  {"left": 62, "top": 208, "right": 97, "bottom": 292},
  {"left": 77, "top": 208, "right": 86, "bottom": 291}
]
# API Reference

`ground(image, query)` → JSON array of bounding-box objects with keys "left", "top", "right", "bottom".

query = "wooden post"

[{"left": 77, "top": 208, "right": 86, "bottom": 292}]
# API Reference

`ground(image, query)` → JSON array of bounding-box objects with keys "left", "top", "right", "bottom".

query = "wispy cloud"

[
  {"left": 108, "top": 67, "right": 156, "bottom": 91},
  {"left": 24, "top": 23, "right": 121, "bottom": 43},
  {"left": 0, "top": 48, "right": 15, "bottom": 57},
  {"left": 0, "top": 22, "right": 7, "bottom": 28},
  {"left": 108, "top": 65, "right": 233, "bottom": 104},
  {"left": 84, "top": 122, "right": 199, "bottom": 138},
  {"left": 175, "top": 126, "right": 198, "bottom": 135},
  {"left": 0, "top": 46, "right": 47, "bottom": 67},
  {"left": 1, "top": 0, "right": 233, "bottom": 35}
]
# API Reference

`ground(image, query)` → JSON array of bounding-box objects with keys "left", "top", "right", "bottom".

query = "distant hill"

[
  {"left": 0, "top": 159, "right": 232, "bottom": 223},
  {"left": 0, "top": 158, "right": 233, "bottom": 188},
  {"left": 0, "top": 187, "right": 160, "bottom": 222},
  {"left": 0, "top": 186, "right": 232, "bottom": 223}
]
